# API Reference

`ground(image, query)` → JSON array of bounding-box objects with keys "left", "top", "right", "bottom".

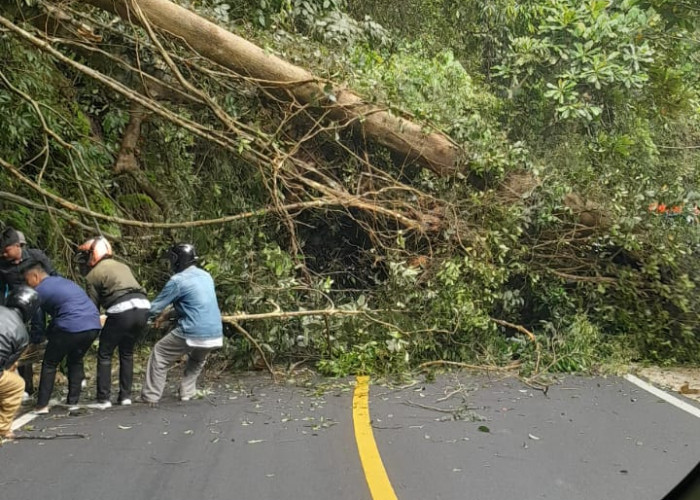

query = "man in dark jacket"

[
  {"left": 76, "top": 237, "right": 150, "bottom": 409},
  {"left": 1, "top": 226, "right": 56, "bottom": 395},
  {"left": 1, "top": 227, "right": 55, "bottom": 304},
  {"left": 23, "top": 261, "right": 101, "bottom": 414},
  {"left": 0, "top": 286, "right": 39, "bottom": 439}
]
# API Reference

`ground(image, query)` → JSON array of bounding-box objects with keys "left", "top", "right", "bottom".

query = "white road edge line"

[
  {"left": 11, "top": 410, "right": 39, "bottom": 431},
  {"left": 624, "top": 373, "right": 700, "bottom": 419}
]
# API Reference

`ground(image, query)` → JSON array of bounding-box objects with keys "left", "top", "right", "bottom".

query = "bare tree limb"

[
  {"left": 228, "top": 321, "right": 277, "bottom": 382},
  {"left": 419, "top": 360, "right": 521, "bottom": 371},
  {"left": 0, "top": 156, "right": 343, "bottom": 228},
  {"left": 0, "top": 191, "right": 116, "bottom": 236}
]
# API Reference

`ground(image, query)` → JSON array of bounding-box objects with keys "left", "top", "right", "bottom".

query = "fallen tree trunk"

[{"left": 84, "top": 0, "right": 462, "bottom": 176}]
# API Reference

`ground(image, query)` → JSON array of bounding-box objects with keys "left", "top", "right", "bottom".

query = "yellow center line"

[{"left": 353, "top": 375, "right": 399, "bottom": 500}]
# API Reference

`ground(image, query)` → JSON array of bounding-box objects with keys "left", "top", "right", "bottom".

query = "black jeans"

[
  {"left": 97, "top": 308, "right": 149, "bottom": 403},
  {"left": 36, "top": 328, "right": 99, "bottom": 407}
]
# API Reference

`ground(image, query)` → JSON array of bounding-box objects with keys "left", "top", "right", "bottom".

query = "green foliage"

[
  {"left": 1, "top": 0, "right": 698, "bottom": 377},
  {"left": 493, "top": 0, "right": 660, "bottom": 125},
  {"left": 541, "top": 315, "right": 602, "bottom": 373}
]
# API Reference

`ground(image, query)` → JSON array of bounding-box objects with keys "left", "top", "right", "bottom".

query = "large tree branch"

[{"left": 83, "top": 0, "right": 463, "bottom": 175}]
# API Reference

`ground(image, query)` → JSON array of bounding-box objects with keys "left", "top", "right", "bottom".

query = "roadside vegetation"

[{"left": 1, "top": 0, "right": 698, "bottom": 377}]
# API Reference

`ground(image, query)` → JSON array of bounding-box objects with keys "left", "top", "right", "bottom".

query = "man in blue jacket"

[
  {"left": 23, "top": 261, "right": 101, "bottom": 414},
  {"left": 141, "top": 243, "right": 222, "bottom": 404}
]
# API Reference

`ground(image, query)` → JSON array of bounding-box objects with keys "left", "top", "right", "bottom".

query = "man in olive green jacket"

[{"left": 76, "top": 237, "right": 150, "bottom": 408}]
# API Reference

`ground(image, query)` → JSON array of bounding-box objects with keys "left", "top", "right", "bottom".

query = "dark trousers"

[
  {"left": 36, "top": 328, "right": 99, "bottom": 407},
  {"left": 97, "top": 308, "right": 149, "bottom": 403},
  {"left": 18, "top": 364, "right": 33, "bottom": 394}
]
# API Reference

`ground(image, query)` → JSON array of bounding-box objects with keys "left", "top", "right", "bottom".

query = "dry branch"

[
  {"left": 228, "top": 321, "right": 277, "bottom": 381},
  {"left": 0, "top": 156, "right": 342, "bottom": 228},
  {"left": 490, "top": 318, "right": 536, "bottom": 342},
  {"left": 220, "top": 308, "right": 365, "bottom": 323}
]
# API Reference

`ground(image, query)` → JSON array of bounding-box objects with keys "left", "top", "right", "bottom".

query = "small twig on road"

[
  {"left": 404, "top": 400, "right": 462, "bottom": 413},
  {"left": 208, "top": 418, "right": 233, "bottom": 426},
  {"left": 244, "top": 409, "right": 273, "bottom": 418},
  {"left": 373, "top": 381, "right": 419, "bottom": 398},
  {"left": 202, "top": 392, "right": 218, "bottom": 407},
  {"left": 521, "top": 378, "right": 550, "bottom": 396},
  {"left": 287, "top": 358, "right": 310, "bottom": 375},
  {"left": 436, "top": 383, "right": 474, "bottom": 403},
  {"left": 11, "top": 433, "right": 88, "bottom": 440},
  {"left": 150, "top": 456, "right": 189, "bottom": 465}
]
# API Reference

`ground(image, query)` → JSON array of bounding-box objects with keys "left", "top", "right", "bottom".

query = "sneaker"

[
  {"left": 81, "top": 379, "right": 87, "bottom": 389},
  {"left": 88, "top": 401, "right": 112, "bottom": 410},
  {"left": 33, "top": 407, "right": 49, "bottom": 415},
  {"left": 22, "top": 392, "right": 31, "bottom": 403},
  {"left": 180, "top": 396, "right": 191, "bottom": 402},
  {"left": 119, "top": 399, "right": 132, "bottom": 406},
  {"left": 68, "top": 405, "right": 80, "bottom": 412}
]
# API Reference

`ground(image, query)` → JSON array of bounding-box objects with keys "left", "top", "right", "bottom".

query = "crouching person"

[
  {"left": 76, "top": 237, "right": 150, "bottom": 409},
  {"left": 23, "top": 262, "right": 101, "bottom": 413},
  {"left": 0, "top": 286, "right": 39, "bottom": 439},
  {"left": 141, "top": 244, "right": 222, "bottom": 404}
]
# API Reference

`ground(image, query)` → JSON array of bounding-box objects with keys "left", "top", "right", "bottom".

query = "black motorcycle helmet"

[
  {"left": 6, "top": 285, "right": 40, "bottom": 323},
  {"left": 167, "top": 243, "right": 198, "bottom": 273}
]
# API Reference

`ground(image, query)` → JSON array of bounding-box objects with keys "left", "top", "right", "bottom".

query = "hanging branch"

[
  {"left": 228, "top": 321, "right": 277, "bottom": 381},
  {"left": 0, "top": 191, "right": 114, "bottom": 235},
  {"left": 0, "top": 13, "right": 266, "bottom": 165},
  {"left": 0, "top": 156, "right": 339, "bottom": 228},
  {"left": 0, "top": 67, "right": 101, "bottom": 231},
  {"left": 490, "top": 317, "right": 542, "bottom": 374}
]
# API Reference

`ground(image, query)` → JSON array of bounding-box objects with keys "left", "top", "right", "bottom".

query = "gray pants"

[{"left": 141, "top": 331, "right": 215, "bottom": 402}]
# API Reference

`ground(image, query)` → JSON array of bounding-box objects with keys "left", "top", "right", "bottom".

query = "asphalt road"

[{"left": 0, "top": 374, "right": 698, "bottom": 500}]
